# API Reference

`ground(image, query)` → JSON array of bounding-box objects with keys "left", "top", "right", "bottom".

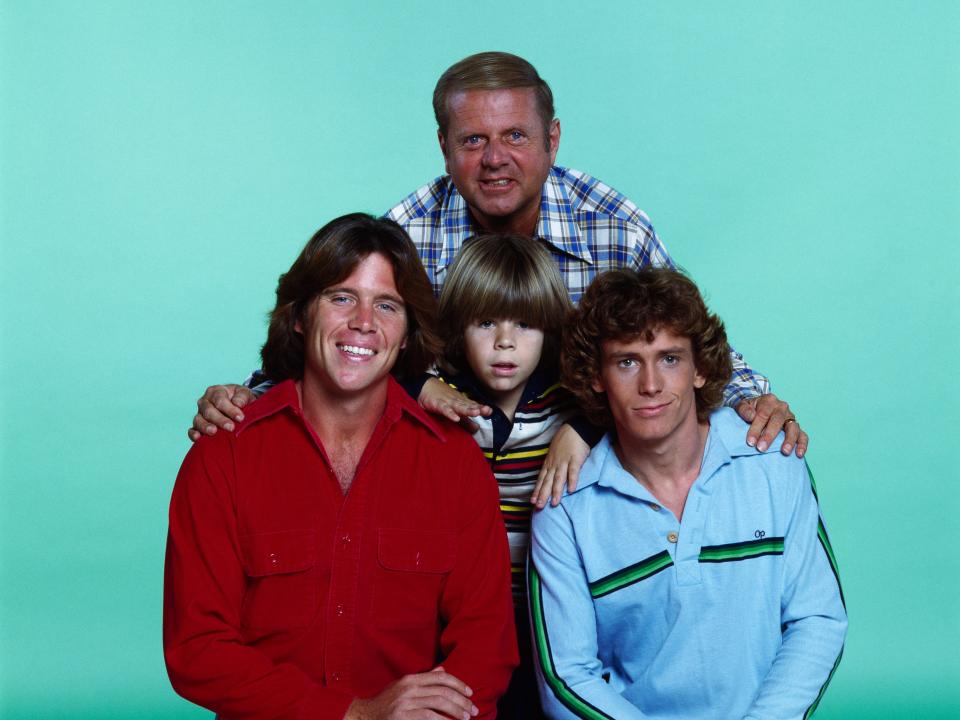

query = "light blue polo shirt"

[{"left": 529, "top": 408, "right": 846, "bottom": 720}]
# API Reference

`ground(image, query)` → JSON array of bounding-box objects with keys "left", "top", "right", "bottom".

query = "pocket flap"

[
  {"left": 240, "top": 529, "right": 316, "bottom": 577},
  {"left": 378, "top": 528, "right": 455, "bottom": 574}
]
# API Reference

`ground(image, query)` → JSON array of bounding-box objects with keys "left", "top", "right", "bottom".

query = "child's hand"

[
  {"left": 531, "top": 424, "right": 590, "bottom": 508},
  {"left": 418, "top": 376, "right": 493, "bottom": 429}
]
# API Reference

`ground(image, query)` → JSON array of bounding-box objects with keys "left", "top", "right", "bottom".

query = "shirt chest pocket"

[
  {"left": 375, "top": 528, "right": 456, "bottom": 629},
  {"left": 239, "top": 529, "right": 318, "bottom": 631}
]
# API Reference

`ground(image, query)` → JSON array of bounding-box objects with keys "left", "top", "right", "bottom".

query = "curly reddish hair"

[{"left": 562, "top": 267, "right": 733, "bottom": 428}]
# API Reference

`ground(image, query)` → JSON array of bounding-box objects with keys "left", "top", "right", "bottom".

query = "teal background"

[{"left": 2, "top": 1, "right": 958, "bottom": 717}]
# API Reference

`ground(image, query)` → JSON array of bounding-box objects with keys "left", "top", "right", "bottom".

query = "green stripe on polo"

[
  {"left": 808, "top": 464, "right": 846, "bottom": 609},
  {"left": 699, "top": 537, "right": 785, "bottom": 563},
  {"left": 805, "top": 647, "right": 844, "bottom": 719},
  {"left": 529, "top": 563, "right": 616, "bottom": 720},
  {"left": 588, "top": 550, "right": 673, "bottom": 599},
  {"left": 818, "top": 519, "right": 846, "bottom": 609}
]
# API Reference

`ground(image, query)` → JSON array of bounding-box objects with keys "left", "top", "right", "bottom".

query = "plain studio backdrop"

[{"left": 1, "top": 1, "right": 958, "bottom": 718}]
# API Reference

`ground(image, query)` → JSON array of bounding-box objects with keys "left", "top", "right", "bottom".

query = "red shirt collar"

[{"left": 236, "top": 377, "right": 447, "bottom": 442}]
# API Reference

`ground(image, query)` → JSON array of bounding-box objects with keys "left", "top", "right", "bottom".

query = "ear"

[
  {"left": 591, "top": 374, "right": 605, "bottom": 394},
  {"left": 693, "top": 369, "right": 706, "bottom": 389},
  {"left": 438, "top": 130, "right": 450, "bottom": 174},
  {"left": 548, "top": 118, "right": 561, "bottom": 164}
]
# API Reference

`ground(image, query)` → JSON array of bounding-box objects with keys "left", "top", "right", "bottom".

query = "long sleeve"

[
  {"left": 436, "top": 441, "right": 519, "bottom": 718},
  {"left": 163, "top": 439, "right": 354, "bottom": 720},
  {"left": 743, "top": 464, "right": 847, "bottom": 719},
  {"left": 529, "top": 504, "right": 647, "bottom": 720}
]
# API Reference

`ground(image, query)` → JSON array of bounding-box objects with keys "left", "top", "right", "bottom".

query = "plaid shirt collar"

[{"left": 439, "top": 166, "right": 594, "bottom": 266}]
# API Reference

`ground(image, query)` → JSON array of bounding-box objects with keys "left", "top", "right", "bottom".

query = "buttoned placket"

[{"left": 320, "top": 404, "right": 402, "bottom": 688}]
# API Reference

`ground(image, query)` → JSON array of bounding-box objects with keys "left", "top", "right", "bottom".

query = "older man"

[
  {"left": 165, "top": 214, "right": 517, "bottom": 719},
  {"left": 530, "top": 267, "right": 846, "bottom": 719},
  {"left": 191, "top": 52, "right": 806, "bottom": 467}
]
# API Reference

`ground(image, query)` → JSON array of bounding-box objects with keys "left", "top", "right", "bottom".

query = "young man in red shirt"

[{"left": 164, "top": 214, "right": 517, "bottom": 720}]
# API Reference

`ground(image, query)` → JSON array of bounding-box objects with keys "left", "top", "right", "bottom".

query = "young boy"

[{"left": 421, "top": 234, "right": 576, "bottom": 718}]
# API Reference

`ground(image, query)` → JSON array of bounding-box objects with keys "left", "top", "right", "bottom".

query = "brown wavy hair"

[
  {"left": 438, "top": 234, "right": 572, "bottom": 378},
  {"left": 562, "top": 267, "right": 733, "bottom": 427},
  {"left": 433, "top": 51, "right": 555, "bottom": 146},
  {"left": 260, "top": 213, "right": 441, "bottom": 382}
]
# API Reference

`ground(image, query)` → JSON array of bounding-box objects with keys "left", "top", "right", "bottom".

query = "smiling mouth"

[
  {"left": 635, "top": 402, "right": 670, "bottom": 416},
  {"left": 480, "top": 178, "right": 513, "bottom": 188},
  {"left": 338, "top": 344, "right": 376, "bottom": 357}
]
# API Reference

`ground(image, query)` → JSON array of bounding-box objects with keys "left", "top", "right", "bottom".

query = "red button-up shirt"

[{"left": 164, "top": 379, "right": 518, "bottom": 719}]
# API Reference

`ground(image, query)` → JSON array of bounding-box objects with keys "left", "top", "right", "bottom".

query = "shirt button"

[
  {"left": 336, "top": 604, "right": 344, "bottom": 616},
  {"left": 341, "top": 534, "right": 351, "bottom": 546},
  {"left": 269, "top": 552, "right": 278, "bottom": 565},
  {"left": 331, "top": 671, "right": 341, "bottom": 682},
  {"left": 667, "top": 532, "right": 679, "bottom": 543},
  {"left": 649, "top": 504, "right": 661, "bottom": 512}
]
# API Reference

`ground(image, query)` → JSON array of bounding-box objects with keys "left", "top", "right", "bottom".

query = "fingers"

[
  {"left": 458, "top": 417, "right": 480, "bottom": 434},
  {"left": 419, "top": 378, "right": 492, "bottom": 424},
  {"left": 565, "top": 458, "right": 582, "bottom": 497},
  {"left": 780, "top": 420, "right": 809, "bottom": 458},
  {"left": 532, "top": 464, "right": 559, "bottom": 509},
  {"left": 739, "top": 394, "right": 807, "bottom": 456},
  {"left": 736, "top": 396, "right": 758, "bottom": 423},
  {"left": 402, "top": 670, "right": 477, "bottom": 718},
  {"left": 196, "top": 384, "right": 248, "bottom": 434}
]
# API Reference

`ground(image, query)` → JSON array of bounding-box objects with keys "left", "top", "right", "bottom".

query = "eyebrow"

[
  {"left": 321, "top": 286, "right": 406, "bottom": 306},
  {"left": 606, "top": 346, "right": 689, "bottom": 359}
]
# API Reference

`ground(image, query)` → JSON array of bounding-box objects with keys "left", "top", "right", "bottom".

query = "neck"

[
  {"left": 614, "top": 415, "right": 710, "bottom": 521},
  {"left": 298, "top": 377, "right": 388, "bottom": 492},
  {"left": 490, "top": 382, "right": 527, "bottom": 423},
  {"left": 470, "top": 208, "right": 539, "bottom": 238}
]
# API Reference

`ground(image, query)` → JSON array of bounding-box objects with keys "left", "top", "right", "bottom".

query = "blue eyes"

[
  {"left": 462, "top": 131, "right": 526, "bottom": 146},
  {"left": 617, "top": 355, "right": 680, "bottom": 368},
  {"left": 475, "top": 320, "right": 533, "bottom": 330}
]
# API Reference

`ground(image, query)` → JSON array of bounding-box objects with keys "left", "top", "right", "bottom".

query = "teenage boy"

[{"left": 530, "top": 268, "right": 846, "bottom": 719}]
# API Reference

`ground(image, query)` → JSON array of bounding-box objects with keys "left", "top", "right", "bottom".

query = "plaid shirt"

[{"left": 386, "top": 166, "right": 769, "bottom": 405}]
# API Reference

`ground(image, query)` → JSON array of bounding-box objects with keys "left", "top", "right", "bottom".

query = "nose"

[
  {"left": 482, "top": 137, "right": 507, "bottom": 167},
  {"left": 494, "top": 322, "right": 516, "bottom": 350},
  {"left": 349, "top": 301, "right": 376, "bottom": 333},
  {"left": 639, "top": 364, "right": 661, "bottom": 395}
]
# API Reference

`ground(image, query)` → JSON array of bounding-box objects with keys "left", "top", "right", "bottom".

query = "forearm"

[
  {"left": 742, "top": 615, "right": 845, "bottom": 719},
  {"left": 530, "top": 510, "right": 646, "bottom": 719},
  {"left": 745, "top": 463, "right": 847, "bottom": 718}
]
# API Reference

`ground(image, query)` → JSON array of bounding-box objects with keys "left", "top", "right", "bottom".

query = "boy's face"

[{"left": 464, "top": 318, "right": 544, "bottom": 415}]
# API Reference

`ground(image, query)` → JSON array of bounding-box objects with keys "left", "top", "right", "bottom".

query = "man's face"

[
  {"left": 463, "top": 318, "right": 544, "bottom": 414},
  {"left": 592, "top": 328, "right": 706, "bottom": 447},
  {"left": 439, "top": 88, "right": 559, "bottom": 235},
  {"left": 297, "top": 253, "right": 408, "bottom": 400}
]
